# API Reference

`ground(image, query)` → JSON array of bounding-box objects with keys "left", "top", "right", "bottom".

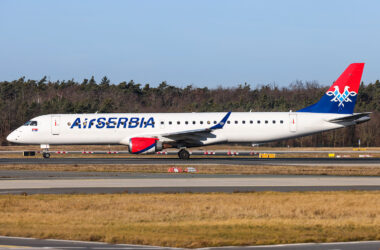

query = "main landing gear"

[
  {"left": 178, "top": 149, "right": 190, "bottom": 160},
  {"left": 42, "top": 152, "right": 51, "bottom": 159},
  {"left": 41, "top": 144, "right": 50, "bottom": 159}
]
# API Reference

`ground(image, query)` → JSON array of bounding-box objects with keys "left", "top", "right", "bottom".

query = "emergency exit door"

[
  {"left": 289, "top": 113, "right": 297, "bottom": 132},
  {"left": 51, "top": 115, "right": 61, "bottom": 135}
]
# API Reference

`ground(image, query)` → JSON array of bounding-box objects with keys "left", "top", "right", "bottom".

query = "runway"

[
  {"left": 1, "top": 157, "right": 380, "bottom": 166},
  {"left": 1, "top": 236, "right": 380, "bottom": 250},
  {"left": 1, "top": 170, "right": 380, "bottom": 194}
]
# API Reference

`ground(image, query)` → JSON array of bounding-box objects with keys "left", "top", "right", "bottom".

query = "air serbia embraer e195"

[{"left": 7, "top": 63, "right": 371, "bottom": 159}]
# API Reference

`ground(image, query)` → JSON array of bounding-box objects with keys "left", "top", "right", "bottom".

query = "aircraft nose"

[{"left": 7, "top": 131, "right": 17, "bottom": 143}]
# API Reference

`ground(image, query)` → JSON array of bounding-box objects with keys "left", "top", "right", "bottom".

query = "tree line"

[{"left": 1, "top": 76, "right": 379, "bottom": 146}]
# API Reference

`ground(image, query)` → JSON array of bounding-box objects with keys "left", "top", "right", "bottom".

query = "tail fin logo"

[{"left": 326, "top": 85, "right": 357, "bottom": 107}]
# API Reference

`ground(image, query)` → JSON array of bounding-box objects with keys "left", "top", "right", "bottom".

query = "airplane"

[{"left": 7, "top": 63, "right": 370, "bottom": 159}]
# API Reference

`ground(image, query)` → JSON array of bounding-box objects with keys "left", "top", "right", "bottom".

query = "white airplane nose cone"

[{"left": 6, "top": 131, "right": 17, "bottom": 143}]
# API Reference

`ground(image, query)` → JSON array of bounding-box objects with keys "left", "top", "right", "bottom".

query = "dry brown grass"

[
  {"left": 0, "top": 164, "right": 380, "bottom": 176},
  {"left": 1, "top": 145, "right": 380, "bottom": 160},
  {"left": 0, "top": 192, "right": 379, "bottom": 247}
]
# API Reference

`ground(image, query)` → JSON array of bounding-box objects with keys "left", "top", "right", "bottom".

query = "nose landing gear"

[{"left": 178, "top": 149, "right": 190, "bottom": 160}]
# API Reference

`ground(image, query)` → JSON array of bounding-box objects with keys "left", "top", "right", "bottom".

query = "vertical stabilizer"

[{"left": 298, "top": 63, "right": 364, "bottom": 114}]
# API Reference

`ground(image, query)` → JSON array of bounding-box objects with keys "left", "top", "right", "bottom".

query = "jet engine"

[{"left": 128, "top": 137, "right": 163, "bottom": 154}]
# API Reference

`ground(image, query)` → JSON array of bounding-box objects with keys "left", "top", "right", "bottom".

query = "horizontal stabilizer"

[{"left": 328, "top": 112, "right": 371, "bottom": 124}]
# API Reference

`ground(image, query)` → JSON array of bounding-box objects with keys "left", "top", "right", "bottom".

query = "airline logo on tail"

[
  {"left": 297, "top": 63, "right": 364, "bottom": 114},
  {"left": 326, "top": 86, "right": 357, "bottom": 107}
]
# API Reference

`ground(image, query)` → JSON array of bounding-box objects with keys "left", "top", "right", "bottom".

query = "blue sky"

[{"left": 1, "top": 0, "right": 379, "bottom": 88}]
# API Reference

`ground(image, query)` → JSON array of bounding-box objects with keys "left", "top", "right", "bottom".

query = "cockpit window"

[{"left": 24, "top": 121, "right": 37, "bottom": 126}]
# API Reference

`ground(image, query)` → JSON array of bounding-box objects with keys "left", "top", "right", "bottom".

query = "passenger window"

[
  {"left": 265, "top": 120, "right": 268, "bottom": 124},
  {"left": 207, "top": 121, "right": 210, "bottom": 124},
  {"left": 272, "top": 120, "right": 276, "bottom": 124},
  {"left": 192, "top": 121, "right": 196, "bottom": 125},
  {"left": 161, "top": 121, "right": 164, "bottom": 125},
  {"left": 250, "top": 120, "right": 253, "bottom": 124},
  {"left": 30, "top": 121, "right": 37, "bottom": 126},
  {"left": 169, "top": 121, "right": 172, "bottom": 125},
  {"left": 185, "top": 121, "right": 188, "bottom": 125},
  {"left": 177, "top": 121, "right": 180, "bottom": 125},
  {"left": 213, "top": 121, "right": 217, "bottom": 124},
  {"left": 24, "top": 121, "right": 31, "bottom": 126},
  {"left": 235, "top": 121, "right": 238, "bottom": 124},
  {"left": 200, "top": 121, "right": 203, "bottom": 125},
  {"left": 242, "top": 120, "right": 245, "bottom": 124},
  {"left": 227, "top": 121, "right": 231, "bottom": 124},
  {"left": 144, "top": 121, "right": 147, "bottom": 125},
  {"left": 257, "top": 120, "right": 261, "bottom": 124},
  {"left": 280, "top": 120, "right": 284, "bottom": 124}
]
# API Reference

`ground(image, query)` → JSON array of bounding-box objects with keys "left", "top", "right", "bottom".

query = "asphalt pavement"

[
  {"left": 1, "top": 236, "right": 380, "bottom": 250},
  {"left": 1, "top": 170, "right": 380, "bottom": 194}
]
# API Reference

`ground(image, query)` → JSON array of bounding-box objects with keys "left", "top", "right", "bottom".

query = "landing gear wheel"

[
  {"left": 178, "top": 149, "right": 190, "bottom": 160},
  {"left": 42, "top": 152, "right": 51, "bottom": 159}
]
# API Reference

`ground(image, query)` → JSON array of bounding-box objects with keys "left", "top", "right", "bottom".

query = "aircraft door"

[
  {"left": 51, "top": 115, "right": 61, "bottom": 135},
  {"left": 289, "top": 113, "right": 297, "bottom": 132}
]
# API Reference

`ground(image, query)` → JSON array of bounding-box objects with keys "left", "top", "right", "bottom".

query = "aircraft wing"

[{"left": 160, "top": 112, "right": 231, "bottom": 141}]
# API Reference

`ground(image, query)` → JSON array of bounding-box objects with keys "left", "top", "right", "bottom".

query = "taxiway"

[{"left": 1, "top": 170, "right": 380, "bottom": 194}]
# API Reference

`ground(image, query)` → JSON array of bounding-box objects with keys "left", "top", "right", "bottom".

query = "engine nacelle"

[{"left": 128, "top": 137, "right": 163, "bottom": 154}]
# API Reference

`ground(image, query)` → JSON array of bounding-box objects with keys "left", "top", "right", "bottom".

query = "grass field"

[
  {"left": 0, "top": 191, "right": 379, "bottom": 248},
  {"left": 0, "top": 163, "right": 380, "bottom": 176},
  {"left": 1, "top": 145, "right": 379, "bottom": 158}
]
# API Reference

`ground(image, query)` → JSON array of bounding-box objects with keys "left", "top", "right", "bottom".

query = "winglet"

[{"left": 210, "top": 112, "right": 231, "bottom": 129}]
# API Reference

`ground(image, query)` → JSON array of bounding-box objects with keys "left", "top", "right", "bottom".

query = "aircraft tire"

[
  {"left": 178, "top": 149, "right": 190, "bottom": 160},
  {"left": 42, "top": 152, "right": 51, "bottom": 159}
]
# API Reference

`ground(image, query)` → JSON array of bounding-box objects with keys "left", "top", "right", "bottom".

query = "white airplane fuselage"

[{"left": 7, "top": 112, "right": 351, "bottom": 146}]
